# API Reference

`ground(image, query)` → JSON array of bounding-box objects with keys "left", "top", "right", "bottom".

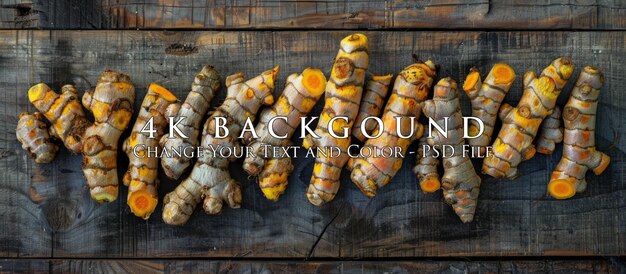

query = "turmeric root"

[
  {"left": 548, "top": 66, "right": 610, "bottom": 199},
  {"left": 28, "top": 84, "right": 91, "bottom": 154},
  {"left": 16, "top": 112, "right": 59, "bottom": 164},
  {"left": 463, "top": 64, "right": 516, "bottom": 153},
  {"left": 123, "top": 83, "right": 180, "bottom": 219},
  {"left": 303, "top": 33, "right": 369, "bottom": 206},
  {"left": 160, "top": 66, "right": 221, "bottom": 180},
  {"left": 422, "top": 78, "right": 482, "bottom": 223},
  {"left": 352, "top": 75, "right": 393, "bottom": 142},
  {"left": 163, "top": 66, "right": 278, "bottom": 225},
  {"left": 348, "top": 61, "right": 436, "bottom": 197},
  {"left": 81, "top": 70, "right": 135, "bottom": 202},
  {"left": 412, "top": 135, "right": 440, "bottom": 193},
  {"left": 536, "top": 106, "right": 563, "bottom": 154},
  {"left": 28, "top": 71, "right": 135, "bottom": 203},
  {"left": 243, "top": 68, "right": 326, "bottom": 201},
  {"left": 483, "top": 57, "right": 574, "bottom": 179}
]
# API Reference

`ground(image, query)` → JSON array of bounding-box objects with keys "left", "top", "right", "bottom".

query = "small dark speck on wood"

[
  {"left": 165, "top": 43, "right": 198, "bottom": 56},
  {"left": 0, "top": 149, "right": 12, "bottom": 159}
]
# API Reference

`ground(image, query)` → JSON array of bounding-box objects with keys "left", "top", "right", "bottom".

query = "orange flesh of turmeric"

[{"left": 420, "top": 178, "right": 441, "bottom": 193}]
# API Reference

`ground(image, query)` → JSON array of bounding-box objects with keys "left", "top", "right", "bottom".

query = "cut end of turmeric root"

[
  {"left": 28, "top": 83, "right": 48, "bottom": 102},
  {"left": 593, "top": 154, "right": 611, "bottom": 175},
  {"left": 420, "top": 178, "right": 441, "bottom": 193},
  {"left": 301, "top": 68, "right": 327, "bottom": 96},
  {"left": 492, "top": 63, "right": 516, "bottom": 85},
  {"left": 463, "top": 69, "right": 480, "bottom": 92},
  {"left": 343, "top": 33, "right": 369, "bottom": 50},
  {"left": 128, "top": 190, "right": 158, "bottom": 219},
  {"left": 148, "top": 83, "right": 177, "bottom": 102},
  {"left": 91, "top": 186, "right": 118, "bottom": 203},
  {"left": 548, "top": 179, "right": 576, "bottom": 199}
]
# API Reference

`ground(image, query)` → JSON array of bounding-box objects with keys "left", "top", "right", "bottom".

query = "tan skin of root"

[
  {"left": 303, "top": 33, "right": 369, "bottom": 206},
  {"left": 348, "top": 61, "right": 436, "bottom": 197},
  {"left": 162, "top": 66, "right": 278, "bottom": 225},
  {"left": 422, "top": 78, "right": 482, "bottom": 223},
  {"left": 483, "top": 57, "right": 574, "bottom": 179},
  {"left": 16, "top": 112, "right": 59, "bottom": 164},
  {"left": 28, "top": 71, "right": 135, "bottom": 203},
  {"left": 352, "top": 75, "right": 393, "bottom": 142},
  {"left": 123, "top": 83, "right": 180, "bottom": 219},
  {"left": 28, "top": 84, "right": 91, "bottom": 154},
  {"left": 160, "top": 66, "right": 221, "bottom": 180},
  {"left": 463, "top": 64, "right": 516, "bottom": 154},
  {"left": 242, "top": 68, "right": 326, "bottom": 201},
  {"left": 81, "top": 70, "right": 136, "bottom": 203},
  {"left": 413, "top": 135, "right": 440, "bottom": 193},
  {"left": 536, "top": 106, "right": 563, "bottom": 154},
  {"left": 548, "top": 66, "right": 610, "bottom": 199}
]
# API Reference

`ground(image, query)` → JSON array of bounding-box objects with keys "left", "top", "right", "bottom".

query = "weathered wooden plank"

[
  {"left": 0, "top": 0, "right": 39, "bottom": 29},
  {"left": 0, "top": 30, "right": 624, "bottom": 259},
  {"left": 45, "top": 258, "right": 625, "bottom": 273},
  {"left": 2, "top": 0, "right": 626, "bottom": 30},
  {"left": 3, "top": 258, "right": 623, "bottom": 273},
  {"left": 0, "top": 259, "right": 48, "bottom": 273},
  {"left": 0, "top": 30, "right": 52, "bottom": 257}
]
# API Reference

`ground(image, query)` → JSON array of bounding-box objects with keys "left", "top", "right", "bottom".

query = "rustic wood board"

[
  {"left": 0, "top": 30, "right": 624, "bottom": 259},
  {"left": 1, "top": 0, "right": 626, "bottom": 30},
  {"left": 1, "top": 258, "right": 621, "bottom": 273}
]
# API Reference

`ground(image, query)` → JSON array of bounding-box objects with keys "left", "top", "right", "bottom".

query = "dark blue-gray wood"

[
  {"left": 0, "top": 31, "right": 624, "bottom": 259},
  {"left": 1, "top": 1, "right": 626, "bottom": 30},
  {"left": 1, "top": 258, "right": 620, "bottom": 273}
]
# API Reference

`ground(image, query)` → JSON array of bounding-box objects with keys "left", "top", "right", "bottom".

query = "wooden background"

[{"left": 0, "top": 1, "right": 625, "bottom": 273}]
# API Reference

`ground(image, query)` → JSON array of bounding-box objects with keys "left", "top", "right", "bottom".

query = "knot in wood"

[
  {"left": 43, "top": 198, "right": 79, "bottom": 231},
  {"left": 165, "top": 43, "right": 198, "bottom": 56}
]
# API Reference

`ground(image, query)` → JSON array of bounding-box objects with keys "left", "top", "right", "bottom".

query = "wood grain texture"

[
  {"left": 2, "top": 0, "right": 626, "bottom": 30},
  {"left": 0, "top": 30, "right": 624, "bottom": 259},
  {"left": 0, "top": 0, "right": 39, "bottom": 29},
  {"left": 0, "top": 30, "right": 51, "bottom": 257},
  {"left": 0, "top": 259, "right": 48, "bottom": 273},
  {"left": 0, "top": 258, "right": 621, "bottom": 273}
]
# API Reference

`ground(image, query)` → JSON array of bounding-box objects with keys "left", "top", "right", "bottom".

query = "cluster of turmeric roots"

[{"left": 17, "top": 33, "right": 610, "bottom": 225}]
